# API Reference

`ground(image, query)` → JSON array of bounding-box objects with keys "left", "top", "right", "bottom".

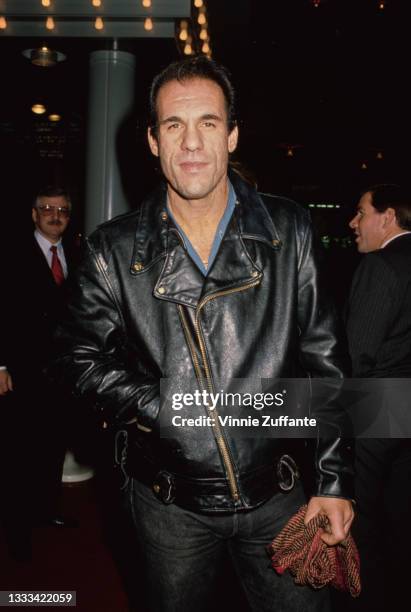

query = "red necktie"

[{"left": 50, "top": 245, "right": 65, "bottom": 286}]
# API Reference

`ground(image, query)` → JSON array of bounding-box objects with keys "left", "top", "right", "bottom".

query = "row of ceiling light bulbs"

[
  {"left": 0, "top": 0, "right": 159, "bottom": 32},
  {"left": 39, "top": 0, "right": 153, "bottom": 7},
  {"left": 39, "top": 0, "right": 153, "bottom": 5}
]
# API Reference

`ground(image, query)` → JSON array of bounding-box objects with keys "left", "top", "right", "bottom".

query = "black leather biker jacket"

[{"left": 54, "top": 172, "right": 353, "bottom": 512}]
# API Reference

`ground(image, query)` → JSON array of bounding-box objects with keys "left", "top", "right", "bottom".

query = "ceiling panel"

[
  {"left": 0, "top": 20, "right": 176, "bottom": 37},
  {"left": 0, "top": 0, "right": 190, "bottom": 37},
  {"left": 0, "top": 1, "right": 190, "bottom": 18}
]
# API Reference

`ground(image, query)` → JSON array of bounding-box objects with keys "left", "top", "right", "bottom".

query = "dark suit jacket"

[
  {"left": 346, "top": 233, "right": 411, "bottom": 377},
  {"left": 1, "top": 233, "right": 77, "bottom": 380}
]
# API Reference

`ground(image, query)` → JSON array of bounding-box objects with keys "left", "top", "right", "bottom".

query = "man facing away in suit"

[
  {"left": 0, "top": 186, "right": 77, "bottom": 561},
  {"left": 346, "top": 184, "right": 411, "bottom": 611}
]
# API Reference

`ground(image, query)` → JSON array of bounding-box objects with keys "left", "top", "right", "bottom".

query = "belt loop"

[{"left": 152, "top": 471, "right": 176, "bottom": 504}]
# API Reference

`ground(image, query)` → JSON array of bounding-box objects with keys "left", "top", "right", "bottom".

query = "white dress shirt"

[{"left": 34, "top": 230, "right": 68, "bottom": 279}]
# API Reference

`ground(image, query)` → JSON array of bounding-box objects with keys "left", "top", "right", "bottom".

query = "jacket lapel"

[{"left": 129, "top": 175, "right": 284, "bottom": 308}]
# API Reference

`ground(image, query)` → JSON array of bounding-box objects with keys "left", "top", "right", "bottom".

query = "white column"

[{"left": 85, "top": 49, "right": 136, "bottom": 234}]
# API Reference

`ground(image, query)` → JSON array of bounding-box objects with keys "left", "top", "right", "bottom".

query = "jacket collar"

[
  {"left": 130, "top": 181, "right": 170, "bottom": 273},
  {"left": 130, "top": 173, "right": 282, "bottom": 308},
  {"left": 228, "top": 169, "right": 282, "bottom": 249}
]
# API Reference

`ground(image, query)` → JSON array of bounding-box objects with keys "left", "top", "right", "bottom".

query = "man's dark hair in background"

[
  {"left": 361, "top": 183, "right": 411, "bottom": 230},
  {"left": 34, "top": 185, "right": 72, "bottom": 211},
  {"left": 149, "top": 55, "right": 237, "bottom": 136}
]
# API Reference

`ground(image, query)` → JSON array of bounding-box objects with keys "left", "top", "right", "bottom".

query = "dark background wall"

[{"left": 0, "top": 0, "right": 408, "bottom": 303}]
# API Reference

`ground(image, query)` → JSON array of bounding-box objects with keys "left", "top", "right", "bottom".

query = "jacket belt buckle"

[
  {"left": 152, "top": 471, "right": 176, "bottom": 504},
  {"left": 276, "top": 454, "right": 300, "bottom": 491}
]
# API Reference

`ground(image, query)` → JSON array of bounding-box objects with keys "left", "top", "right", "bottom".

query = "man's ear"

[
  {"left": 147, "top": 127, "right": 159, "bottom": 157},
  {"left": 383, "top": 207, "right": 397, "bottom": 227},
  {"left": 228, "top": 124, "right": 239, "bottom": 154},
  {"left": 31, "top": 208, "right": 37, "bottom": 224}
]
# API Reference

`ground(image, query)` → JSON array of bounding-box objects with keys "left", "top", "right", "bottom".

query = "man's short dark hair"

[
  {"left": 365, "top": 184, "right": 411, "bottom": 230},
  {"left": 149, "top": 55, "right": 237, "bottom": 138},
  {"left": 34, "top": 186, "right": 72, "bottom": 210}
]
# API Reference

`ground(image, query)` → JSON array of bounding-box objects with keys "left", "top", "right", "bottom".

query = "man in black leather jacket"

[{"left": 54, "top": 57, "right": 353, "bottom": 611}]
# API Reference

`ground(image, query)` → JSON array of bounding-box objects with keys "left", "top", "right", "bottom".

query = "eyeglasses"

[{"left": 36, "top": 204, "right": 71, "bottom": 217}]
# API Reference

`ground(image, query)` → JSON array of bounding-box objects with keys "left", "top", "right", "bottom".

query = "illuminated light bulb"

[
  {"left": 41, "top": 45, "right": 49, "bottom": 51},
  {"left": 197, "top": 13, "right": 206, "bottom": 25},
  {"left": 48, "top": 113, "right": 61, "bottom": 122},
  {"left": 199, "top": 27, "right": 208, "bottom": 40},
  {"left": 312, "top": 0, "right": 320, "bottom": 7},
  {"left": 202, "top": 42, "right": 210, "bottom": 54},
  {"left": 376, "top": 151, "right": 383, "bottom": 160},
  {"left": 361, "top": 162, "right": 368, "bottom": 170},
  {"left": 0, "top": 16, "right": 7, "bottom": 29},
  {"left": 184, "top": 43, "right": 193, "bottom": 55},
  {"left": 142, "top": 0, "right": 152, "bottom": 7},
  {"left": 379, "top": 1, "right": 385, "bottom": 9},
  {"left": 286, "top": 147, "right": 294, "bottom": 157},
  {"left": 194, "top": 0, "right": 204, "bottom": 7},
  {"left": 179, "top": 29, "right": 188, "bottom": 41},
  {"left": 42, "top": 0, "right": 51, "bottom": 7},
  {"left": 94, "top": 16, "right": 104, "bottom": 30},
  {"left": 46, "top": 16, "right": 55, "bottom": 30},
  {"left": 144, "top": 17, "right": 153, "bottom": 31},
  {"left": 92, "top": 0, "right": 102, "bottom": 7},
  {"left": 32, "top": 104, "right": 46, "bottom": 115}
]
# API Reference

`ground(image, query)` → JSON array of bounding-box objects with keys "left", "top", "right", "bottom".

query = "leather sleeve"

[
  {"left": 50, "top": 235, "right": 160, "bottom": 429},
  {"left": 296, "top": 212, "right": 354, "bottom": 500}
]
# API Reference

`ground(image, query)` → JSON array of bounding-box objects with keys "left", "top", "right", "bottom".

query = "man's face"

[
  {"left": 349, "top": 192, "right": 388, "bottom": 253},
  {"left": 32, "top": 195, "right": 71, "bottom": 243},
  {"left": 147, "top": 77, "right": 238, "bottom": 202}
]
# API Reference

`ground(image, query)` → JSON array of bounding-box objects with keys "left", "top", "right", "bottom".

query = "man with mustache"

[
  {"left": 53, "top": 57, "right": 354, "bottom": 611},
  {"left": 0, "top": 186, "right": 76, "bottom": 560}
]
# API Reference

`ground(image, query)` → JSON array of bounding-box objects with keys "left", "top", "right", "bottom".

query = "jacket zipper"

[
  {"left": 179, "top": 276, "right": 261, "bottom": 502},
  {"left": 178, "top": 305, "right": 205, "bottom": 388}
]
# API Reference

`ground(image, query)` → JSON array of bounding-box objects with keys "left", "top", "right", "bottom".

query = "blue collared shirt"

[{"left": 167, "top": 181, "right": 236, "bottom": 276}]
